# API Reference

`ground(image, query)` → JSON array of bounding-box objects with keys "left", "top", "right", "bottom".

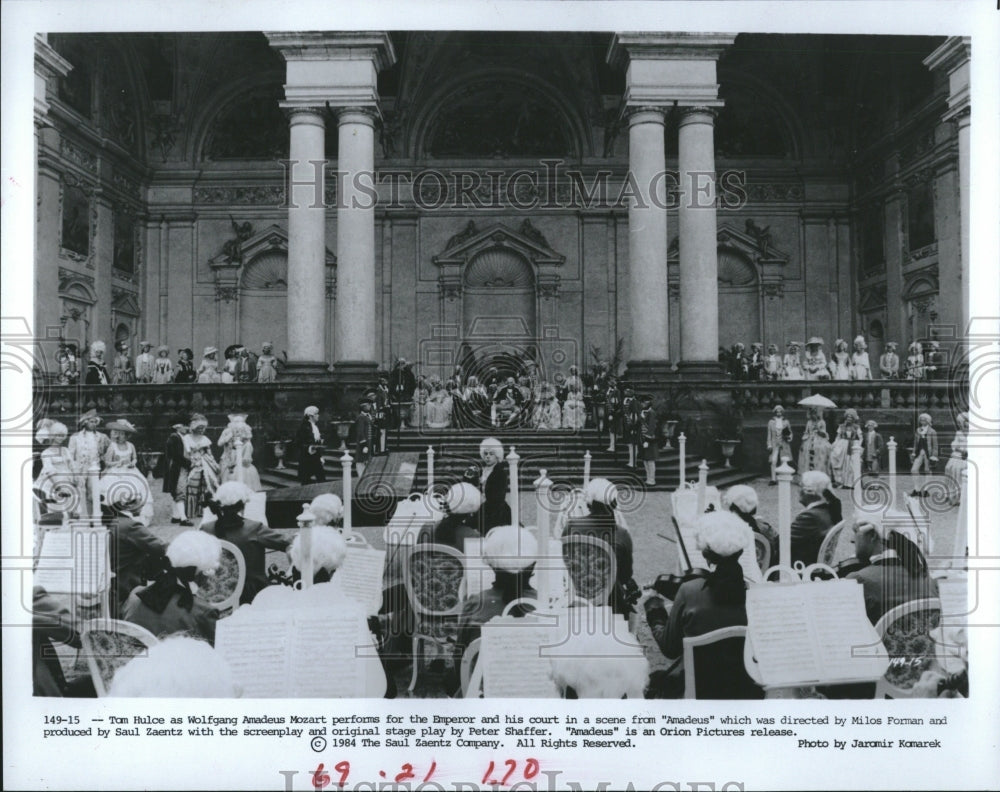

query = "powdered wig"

[
  {"left": 918, "top": 412, "right": 933, "bottom": 425},
  {"left": 308, "top": 493, "right": 344, "bottom": 526},
  {"left": 800, "top": 470, "right": 832, "bottom": 497},
  {"left": 695, "top": 511, "right": 752, "bottom": 559},
  {"left": 166, "top": 530, "right": 221, "bottom": 574},
  {"left": 843, "top": 408, "right": 859, "bottom": 422},
  {"left": 584, "top": 477, "right": 619, "bottom": 508},
  {"left": 445, "top": 482, "right": 483, "bottom": 515},
  {"left": 479, "top": 437, "right": 504, "bottom": 461},
  {"left": 289, "top": 526, "right": 348, "bottom": 576},
  {"left": 549, "top": 630, "right": 649, "bottom": 699},
  {"left": 90, "top": 340, "right": 106, "bottom": 355},
  {"left": 303, "top": 405, "right": 319, "bottom": 418},
  {"left": 36, "top": 419, "right": 68, "bottom": 444},
  {"left": 213, "top": 481, "right": 254, "bottom": 508},
  {"left": 722, "top": 484, "right": 758, "bottom": 515},
  {"left": 482, "top": 525, "right": 538, "bottom": 572},
  {"left": 108, "top": 636, "right": 239, "bottom": 698}
]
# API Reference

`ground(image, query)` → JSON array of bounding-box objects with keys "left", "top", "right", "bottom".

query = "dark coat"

[
  {"left": 417, "top": 512, "right": 482, "bottom": 552},
  {"left": 389, "top": 366, "right": 417, "bottom": 402},
  {"left": 107, "top": 516, "right": 169, "bottom": 617},
  {"left": 564, "top": 512, "right": 636, "bottom": 614},
  {"left": 33, "top": 587, "right": 81, "bottom": 696},
  {"left": 846, "top": 557, "right": 940, "bottom": 625},
  {"left": 295, "top": 418, "right": 325, "bottom": 484},
  {"left": 163, "top": 432, "right": 190, "bottom": 494},
  {"left": 200, "top": 518, "right": 291, "bottom": 605},
  {"left": 353, "top": 412, "right": 374, "bottom": 461},
  {"left": 790, "top": 500, "right": 837, "bottom": 567},
  {"left": 481, "top": 465, "right": 512, "bottom": 530},
  {"left": 174, "top": 360, "right": 196, "bottom": 383},
  {"left": 85, "top": 360, "right": 109, "bottom": 385}
]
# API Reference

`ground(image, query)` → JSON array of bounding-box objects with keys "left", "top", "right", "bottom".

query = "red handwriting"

[{"left": 311, "top": 759, "right": 533, "bottom": 787}]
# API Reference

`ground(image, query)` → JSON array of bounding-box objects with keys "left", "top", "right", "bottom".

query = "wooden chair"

[
  {"left": 874, "top": 597, "right": 943, "bottom": 699},
  {"left": 80, "top": 618, "right": 159, "bottom": 697},
  {"left": 194, "top": 539, "right": 245, "bottom": 617},
  {"left": 817, "top": 520, "right": 848, "bottom": 568},
  {"left": 401, "top": 542, "right": 467, "bottom": 692},
  {"left": 560, "top": 534, "right": 616, "bottom": 607},
  {"left": 459, "top": 637, "right": 483, "bottom": 698},
  {"left": 753, "top": 533, "right": 771, "bottom": 572},
  {"left": 682, "top": 626, "right": 764, "bottom": 700}
]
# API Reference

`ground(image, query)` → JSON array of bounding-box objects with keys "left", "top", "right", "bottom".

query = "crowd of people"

[{"left": 722, "top": 335, "right": 949, "bottom": 381}]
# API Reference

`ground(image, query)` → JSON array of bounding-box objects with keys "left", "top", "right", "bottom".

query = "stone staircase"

[{"left": 259, "top": 427, "right": 756, "bottom": 494}]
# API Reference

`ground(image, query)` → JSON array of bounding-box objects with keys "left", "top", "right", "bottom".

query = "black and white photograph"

[{"left": 3, "top": 1, "right": 999, "bottom": 790}]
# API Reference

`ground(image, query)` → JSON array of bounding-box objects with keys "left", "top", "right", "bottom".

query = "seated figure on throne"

[
  {"left": 532, "top": 383, "right": 561, "bottom": 430},
  {"left": 425, "top": 378, "right": 453, "bottom": 429}
]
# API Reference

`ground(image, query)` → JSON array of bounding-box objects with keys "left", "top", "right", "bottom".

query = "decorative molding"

[
  {"left": 112, "top": 170, "right": 142, "bottom": 202},
  {"left": 902, "top": 264, "right": 939, "bottom": 302},
  {"left": 111, "top": 287, "right": 141, "bottom": 316},
  {"left": 668, "top": 222, "right": 790, "bottom": 268},
  {"left": 903, "top": 242, "right": 938, "bottom": 264},
  {"left": 214, "top": 284, "right": 240, "bottom": 304},
  {"left": 193, "top": 185, "right": 286, "bottom": 205},
  {"left": 761, "top": 282, "right": 784, "bottom": 299},
  {"left": 858, "top": 282, "right": 888, "bottom": 312},
  {"left": 537, "top": 275, "right": 561, "bottom": 300},
  {"left": 59, "top": 137, "right": 98, "bottom": 174},
  {"left": 744, "top": 183, "right": 804, "bottom": 202},
  {"left": 438, "top": 278, "right": 462, "bottom": 301}
]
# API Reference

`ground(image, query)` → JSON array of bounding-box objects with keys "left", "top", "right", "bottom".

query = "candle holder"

[
  {"left": 269, "top": 439, "right": 288, "bottom": 470},
  {"left": 335, "top": 420, "right": 352, "bottom": 452}
]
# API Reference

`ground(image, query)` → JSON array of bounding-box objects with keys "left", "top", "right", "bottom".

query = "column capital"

[
  {"left": 607, "top": 33, "right": 737, "bottom": 69},
  {"left": 677, "top": 105, "right": 720, "bottom": 124},
  {"left": 335, "top": 106, "right": 379, "bottom": 126},
  {"left": 625, "top": 106, "right": 667, "bottom": 125},
  {"left": 282, "top": 106, "right": 327, "bottom": 126}
]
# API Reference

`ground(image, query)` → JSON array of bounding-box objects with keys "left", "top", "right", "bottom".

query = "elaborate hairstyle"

[
  {"left": 772, "top": 405, "right": 784, "bottom": 414},
  {"left": 36, "top": 419, "right": 68, "bottom": 444},
  {"left": 303, "top": 405, "right": 319, "bottom": 418},
  {"left": 695, "top": 511, "right": 751, "bottom": 559},
  {"left": 189, "top": 413, "right": 209, "bottom": 429},
  {"left": 308, "top": 493, "right": 344, "bottom": 526},
  {"left": 722, "top": 485, "right": 758, "bottom": 515},
  {"left": 213, "top": 481, "right": 254, "bottom": 508},
  {"left": 843, "top": 408, "right": 859, "bottom": 422},
  {"left": 289, "top": 526, "right": 348, "bottom": 577},
  {"left": 482, "top": 525, "right": 538, "bottom": 573},
  {"left": 108, "top": 637, "right": 239, "bottom": 698},
  {"left": 479, "top": 437, "right": 504, "bottom": 460},
  {"left": 854, "top": 335, "right": 867, "bottom": 349},
  {"left": 800, "top": 470, "right": 832, "bottom": 496},
  {"left": 90, "top": 340, "right": 106, "bottom": 355},
  {"left": 918, "top": 412, "right": 933, "bottom": 425},
  {"left": 548, "top": 630, "right": 649, "bottom": 699},
  {"left": 584, "top": 477, "right": 619, "bottom": 508},
  {"left": 166, "top": 530, "right": 221, "bottom": 574},
  {"left": 445, "top": 482, "right": 483, "bottom": 515}
]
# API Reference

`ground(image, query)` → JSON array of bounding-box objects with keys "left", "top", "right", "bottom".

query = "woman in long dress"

[
  {"left": 425, "top": 378, "right": 452, "bottom": 428},
  {"left": 256, "top": 342, "right": 279, "bottom": 383},
  {"left": 944, "top": 412, "right": 968, "bottom": 505},
  {"left": 102, "top": 419, "right": 154, "bottom": 524},
  {"left": 781, "top": 342, "right": 803, "bottom": 380},
  {"left": 562, "top": 385, "right": 587, "bottom": 430},
  {"left": 183, "top": 414, "right": 219, "bottom": 523},
  {"left": 410, "top": 375, "right": 429, "bottom": 428},
  {"left": 829, "top": 339, "right": 852, "bottom": 380},
  {"left": 802, "top": 338, "right": 829, "bottom": 381},
  {"left": 196, "top": 347, "right": 221, "bottom": 384},
  {"left": 850, "top": 335, "right": 872, "bottom": 380},
  {"left": 153, "top": 346, "right": 174, "bottom": 384},
  {"left": 533, "top": 383, "right": 562, "bottom": 430},
  {"left": 218, "top": 414, "right": 261, "bottom": 491},
  {"left": 797, "top": 407, "right": 831, "bottom": 478},
  {"left": 829, "top": 408, "right": 862, "bottom": 488},
  {"left": 34, "top": 420, "right": 78, "bottom": 516}
]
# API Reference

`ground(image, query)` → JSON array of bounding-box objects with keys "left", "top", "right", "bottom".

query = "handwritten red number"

[
  {"left": 500, "top": 759, "right": 517, "bottom": 786},
  {"left": 482, "top": 760, "right": 497, "bottom": 785},
  {"left": 395, "top": 763, "right": 415, "bottom": 783},
  {"left": 423, "top": 761, "right": 437, "bottom": 782},
  {"left": 524, "top": 759, "right": 540, "bottom": 780},
  {"left": 334, "top": 760, "right": 350, "bottom": 787},
  {"left": 312, "top": 764, "right": 331, "bottom": 790}
]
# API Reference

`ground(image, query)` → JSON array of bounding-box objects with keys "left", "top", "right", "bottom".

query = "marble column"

[
  {"left": 285, "top": 107, "right": 329, "bottom": 376},
  {"left": 953, "top": 106, "right": 970, "bottom": 330},
  {"left": 334, "top": 108, "right": 378, "bottom": 371},
  {"left": 677, "top": 106, "right": 722, "bottom": 373},
  {"left": 626, "top": 108, "right": 670, "bottom": 369}
]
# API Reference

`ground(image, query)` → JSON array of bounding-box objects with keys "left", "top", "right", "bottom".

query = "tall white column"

[
  {"left": 286, "top": 108, "right": 328, "bottom": 372},
  {"left": 626, "top": 108, "right": 670, "bottom": 364},
  {"left": 335, "top": 108, "right": 378, "bottom": 365},
  {"left": 677, "top": 106, "right": 721, "bottom": 369},
  {"left": 954, "top": 108, "right": 970, "bottom": 330}
]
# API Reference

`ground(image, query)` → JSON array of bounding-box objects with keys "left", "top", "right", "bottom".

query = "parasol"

[{"left": 798, "top": 394, "right": 838, "bottom": 409}]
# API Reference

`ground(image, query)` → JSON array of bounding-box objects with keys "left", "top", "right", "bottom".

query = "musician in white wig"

[
  {"left": 109, "top": 636, "right": 239, "bottom": 698},
  {"left": 549, "top": 628, "right": 649, "bottom": 699},
  {"left": 287, "top": 525, "right": 348, "bottom": 585},
  {"left": 308, "top": 493, "right": 345, "bottom": 528}
]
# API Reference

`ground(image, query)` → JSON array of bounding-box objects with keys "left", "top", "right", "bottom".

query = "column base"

[
  {"left": 332, "top": 360, "right": 380, "bottom": 382},
  {"left": 624, "top": 360, "right": 678, "bottom": 391},
  {"left": 279, "top": 360, "right": 333, "bottom": 381},
  {"left": 676, "top": 360, "right": 727, "bottom": 380}
]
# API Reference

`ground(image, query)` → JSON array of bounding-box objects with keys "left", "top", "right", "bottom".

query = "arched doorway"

[
  {"left": 461, "top": 247, "right": 537, "bottom": 374},
  {"left": 239, "top": 250, "right": 289, "bottom": 356}
]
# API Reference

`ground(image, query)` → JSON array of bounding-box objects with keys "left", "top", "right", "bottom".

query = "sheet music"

[
  {"left": 215, "top": 612, "right": 291, "bottom": 697},
  {"left": 480, "top": 616, "right": 561, "bottom": 698},
  {"left": 335, "top": 546, "right": 387, "bottom": 615},
  {"left": 34, "top": 528, "right": 108, "bottom": 596},
  {"left": 936, "top": 576, "right": 969, "bottom": 620},
  {"left": 746, "top": 586, "right": 819, "bottom": 686},
  {"left": 288, "top": 611, "right": 363, "bottom": 698},
  {"left": 812, "top": 581, "right": 886, "bottom": 680}
]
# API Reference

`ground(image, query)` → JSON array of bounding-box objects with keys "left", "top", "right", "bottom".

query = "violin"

[
  {"left": 646, "top": 569, "right": 712, "bottom": 601},
  {"left": 834, "top": 556, "right": 866, "bottom": 577}
]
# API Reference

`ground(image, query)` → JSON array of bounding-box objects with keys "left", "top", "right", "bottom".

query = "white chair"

[
  {"left": 460, "top": 637, "right": 483, "bottom": 698},
  {"left": 817, "top": 520, "right": 848, "bottom": 568},
  {"left": 80, "top": 618, "right": 159, "bottom": 697},
  {"left": 195, "top": 539, "right": 246, "bottom": 616},
  {"left": 873, "top": 597, "right": 943, "bottom": 699}
]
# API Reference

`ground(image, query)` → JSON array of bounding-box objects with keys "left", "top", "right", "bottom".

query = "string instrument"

[
  {"left": 643, "top": 517, "right": 713, "bottom": 601},
  {"left": 833, "top": 556, "right": 866, "bottom": 577}
]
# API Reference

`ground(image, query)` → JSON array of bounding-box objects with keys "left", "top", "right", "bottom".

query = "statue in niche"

[
  {"left": 222, "top": 216, "right": 254, "bottom": 265},
  {"left": 745, "top": 219, "right": 773, "bottom": 258},
  {"left": 445, "top": 221, "right": 478, "bottom": 251}
]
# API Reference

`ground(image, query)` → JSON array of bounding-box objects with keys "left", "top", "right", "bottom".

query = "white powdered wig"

[
  {"left": 722, "top": 484, "right": 758, "bottom": 514},
  {"left": 584, "top": 477, "right": 618, "bottom": 506},
  {"left": 99, "top": 472, "right": 149, "bottom": 511},
  {"left": 800, "top": 470, "right": 831, "bottom": 496},
  {"left": 445, "top": 482, "right": 483, "bottom": 515},
  {"left": 482, "top": 525, "right": 538, "bottom": 572},
  {"left": 36, "top": 419, "right": 68, "bottom": 444},
  {"left": 695, "top": 511, "right": 753, "bottom": 559},
  {"left": 479, "top": 437, "right": 504, "bottom": 459},
  {"left": 90, "top": 340, "right": 106, "bottom": 355},
  {"left": 309, "top": 493, "right": 344, "bottom": 526},
  {"left": 213, "top": 481, "right": 254, "bottom": 507},
  {"left": 289, "top": 526, "right": 348, "bottom": 576},
  {"left": 854, "top": 508, "right": 920, "bottom": 545},
  {"left": 109, "top": 637, "right": 239, "bottom": 698},
  {"left": 166, "top": 531, "right": 221, "bottom": 574},
  {"left": 549, "top": 629, "right": 649, "bottom": 699}
]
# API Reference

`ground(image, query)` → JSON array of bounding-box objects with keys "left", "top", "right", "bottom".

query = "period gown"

[{"left": 797, "top": 417, "right": 831, "bottom": 476}]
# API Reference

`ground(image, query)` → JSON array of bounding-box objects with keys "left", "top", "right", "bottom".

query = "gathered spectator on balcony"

[
  {"left": 197, "top": 346, "right": 221, "bottom": 384},
  {"left": 905, "top": 341, "right": 925, "bottom": 380},
  {"left": 153, "top": 345, "right": 174, "bottom": 384},
  {"left": 764, "top": 343, "right": 782, "bottom": 380},
  {"left": 728, "top": 342, "right": 748, "bottom": 380},
  {"left": 880, "top": 341, "right": 900, "bottom": 379},
  {"left": 112, "top": 340, "right": 134, "bottom": 384},
  {"left": 174, "top": 348, "right": 196, "bottom": 383},
  {"left": 85, "top": 340, "right": 110, "bottom": 385},
  {"left": 802, "top": 337, "right": 829, "bottom": 381},
  {"left": 220, "top": 344, "right": 239, "bottom": 383},
  {"left": 135, "top": 341, "right": 155, "bottom": 383},
  {"left": 829, "top": 338, "right": 851, "bottom": 380},
  {"left": 492, "top": 377, "right": 524, "bottom": 428},
  {"left": 925, "top": 340, "right": 945, "bottom": 380},
  {"left": 56, "top": 342, "right": 80, "bottom": 385},
  {"left": 748, "top": 342, "right": 764, "bottom": 381},
  {"left": 565, "top": 365, "right": 584, "bottom": 396},
  {"left": 781, "top": 341, "right": 803, "bottom": 380},
  {"left": 256, "top": 342, "right": 279, "bottom": 383},
  {"left": 850, "top": 335, "right": 872, "bottom": 380}
]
